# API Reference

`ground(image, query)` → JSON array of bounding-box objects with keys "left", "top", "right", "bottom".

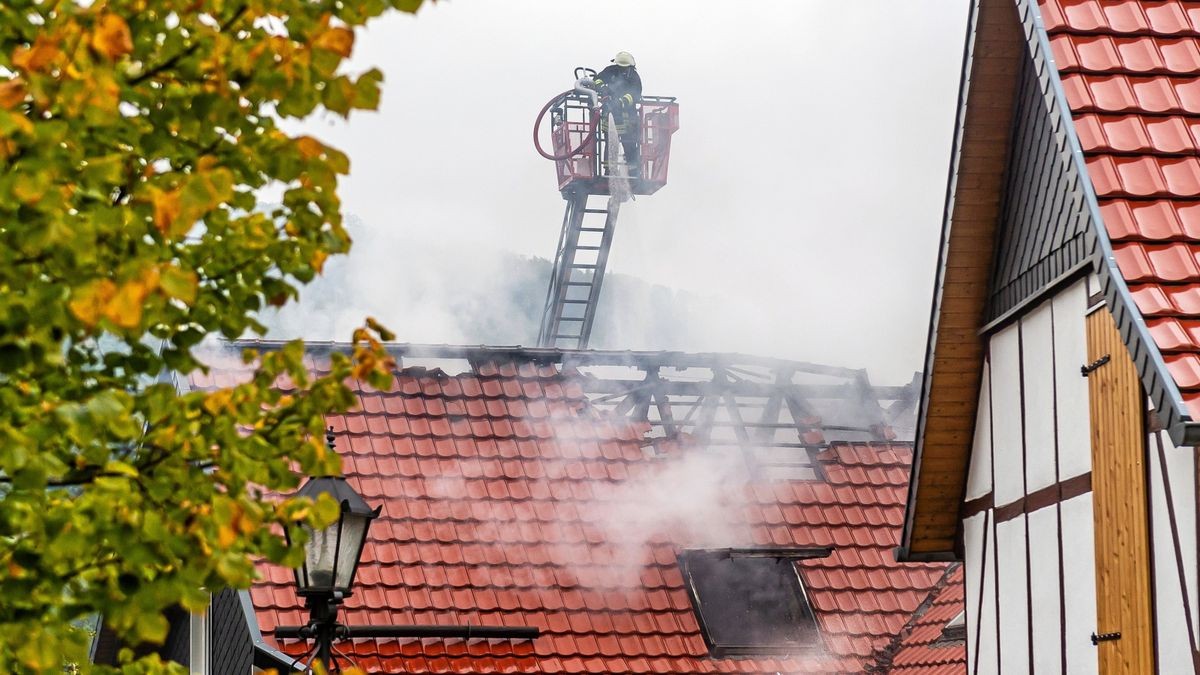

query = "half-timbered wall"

[
  {"left": 963, "top": 279, "right": 1096, "bottom": 674},
  {"left": 1147, "top": 428, "right": 1199, "bottom": 671}
]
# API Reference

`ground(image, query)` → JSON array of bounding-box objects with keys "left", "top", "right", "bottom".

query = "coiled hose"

[{"left": 533, "top": 91, "right": 600, "bottom": 161}]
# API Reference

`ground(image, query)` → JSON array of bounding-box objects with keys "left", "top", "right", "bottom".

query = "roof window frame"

[{"left": 677, "top": 547, "right": 832, "bottom": 658}]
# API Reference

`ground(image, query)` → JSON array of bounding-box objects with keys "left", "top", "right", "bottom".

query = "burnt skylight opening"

[{"left": 678, "top": 547, "right": 830, "bottom": 658}]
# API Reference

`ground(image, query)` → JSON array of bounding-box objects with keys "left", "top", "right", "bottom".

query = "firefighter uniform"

[{"left": 594, "top": 54, "right": 642, "bottom": 177}]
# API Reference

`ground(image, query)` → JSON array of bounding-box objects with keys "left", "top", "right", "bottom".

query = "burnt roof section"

[{"left": 220, "top": 341, "right": 920, "bottom": 481}]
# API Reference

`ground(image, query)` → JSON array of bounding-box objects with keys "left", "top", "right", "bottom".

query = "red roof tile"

[
  {"left": 198, "top": 353, "right": 959, "bottom": 673},
  {"left": 872, "top": 566, "right": 966, "bottom": 675},
  {"left": 1046, "top": 0, "right": 1200, "bottom": 419}
]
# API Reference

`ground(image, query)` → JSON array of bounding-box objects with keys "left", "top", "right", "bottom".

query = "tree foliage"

[{"left": 0, "top": 0, "right": 422, "bottom": 670}]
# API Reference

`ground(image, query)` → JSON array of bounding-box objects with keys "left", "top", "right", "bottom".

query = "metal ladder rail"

[
  {"left": 536, "top": 192, "right": 619, "bottom": 349},
  {"left": 536, "top": 193, "right": 580, "bottom": 347}
]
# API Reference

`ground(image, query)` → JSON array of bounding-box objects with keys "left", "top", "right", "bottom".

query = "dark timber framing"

[
  {"left": 957, "top": 307, "right": 1095, "bottom": 673},
  {"left": 1152, "top": 432, "right": 1200, "bottom": 672}
]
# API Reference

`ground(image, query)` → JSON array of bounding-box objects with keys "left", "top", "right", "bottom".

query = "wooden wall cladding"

[{"left": 1085, "top": 308, "right": 1153, "bottom": 674}]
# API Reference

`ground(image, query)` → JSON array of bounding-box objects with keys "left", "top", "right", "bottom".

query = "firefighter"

[{"left": 594, "top": 51, "right": 642, "bottom": 177}]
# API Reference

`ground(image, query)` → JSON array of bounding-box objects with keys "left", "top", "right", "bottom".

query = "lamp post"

[
  {"left": 285, "top": 469, "right": 381, "bottom": 668},
  {"left": 277, "top": 432, "right": 539, "bottom": 673}
]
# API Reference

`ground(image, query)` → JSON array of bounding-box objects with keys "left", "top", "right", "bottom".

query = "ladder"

[{"left": 536, "top": 191, "right": 620, "bottom": 349}]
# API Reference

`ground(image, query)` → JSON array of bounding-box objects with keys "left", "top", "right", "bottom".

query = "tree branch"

[{"left": 127, "top": 5, "right": 249, "bottom": 86}]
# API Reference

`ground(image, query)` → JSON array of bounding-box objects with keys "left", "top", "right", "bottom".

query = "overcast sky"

[{"left": 279, "top": 1, "right": 972, "bottom": 385}]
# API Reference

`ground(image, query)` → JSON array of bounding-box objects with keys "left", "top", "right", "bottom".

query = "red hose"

[{"left": 533, "top": 91, "right": 600, "bottom": 161}]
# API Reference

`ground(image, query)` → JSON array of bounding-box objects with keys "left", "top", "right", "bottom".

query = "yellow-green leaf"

[
  {"left": 91, "top": 14, "right": 133, "bottom": 60},
  {"left": 160, "top": 264, "right": 199, "bottom": 304},
  {"left": 103, "top": 460, "right": 139, "bottom": 478},
  {"left": 68, "top": 279, "right": 117, "bottom": 327},
  {"left": 0, "top": 79, "right": 26, "bottom": 109},
  {"left": 150, "top": 186, "right": 182, "bottom": 237},
  {"left": 12, "top": 37, "right": 61, "bottom": 72},
  {"left": 102, "top": 268, "right": 159, "bottom": 329},
  {"left": 313, "top": 27, "right": 354, "bottom": 58}
]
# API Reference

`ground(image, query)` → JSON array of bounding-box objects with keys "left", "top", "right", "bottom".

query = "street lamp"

[
  {"left": 290, "top": 475, "right": 380, "bottom": 598},
  {"left": 285, "top": 468, "right": 381, "bottom": 669},
  {"left": 276, "top": 432, "right": 538, "bottom": 672}
]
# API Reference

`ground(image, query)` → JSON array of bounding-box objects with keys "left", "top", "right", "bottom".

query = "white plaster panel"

[
  {"left": 964, "top": 511, "right": 997, "bottom": 675},
  {"left": 1027, "top": 507, "right": 1062, "bottom": 675},
  {"left": 1051, "top": 281, "right": 1091, "bottom": 480},
  {"left": 996, "top": 517, "right": 1030, "bottom": 674},
  {"left": 1021, "top": 303, "right": 1058, "bottom": 493},
  {"left": 1060, "top": 494, "right": 1099, "bottom": 673},
  {"left": 1150, "top": 430, "right": 1199, "bottom": 656},
  {"left": 990, "top": 325, "right": 1026, "bottom": 505},
  {"left": 965, "top": 363, "right": 993, "bottom": 501}
]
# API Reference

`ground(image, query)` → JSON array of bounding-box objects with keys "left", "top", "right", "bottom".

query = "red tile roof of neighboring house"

[
  {"left": 1044, "top": 0, "right": 1200, "bottom": 418},
  {"left": 193, "top": 348, "right": 962, "bottom": 673}
]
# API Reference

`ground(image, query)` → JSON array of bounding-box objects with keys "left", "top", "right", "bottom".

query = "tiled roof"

[
  {"left": 194, "top": 349, "right": 961, "bottom": 673},
  {"left": 878, "top": 566, "right": 966, "bottom": 675},
  {"left": 1044, "top": 0, "right": 1200, "bottom": 418}
]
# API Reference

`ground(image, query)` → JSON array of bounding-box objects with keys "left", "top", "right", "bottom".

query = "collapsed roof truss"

[{"left": 240, "top": 342, "right": 919, "bottom": 480}]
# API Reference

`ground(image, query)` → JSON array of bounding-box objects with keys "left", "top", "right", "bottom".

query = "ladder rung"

[
  {"left": 580, "top": 227, "right": 607, "bottom": 232},
  {"left": 583, "top": 209, "right": 608, "bottom": 214},
  {"left": 553, "top": 335, "right": 582, "bottom": 340},
  {"left": 565, "top": 282, "right": 592, "bottom": 287},
  {"left": 576, "top": 246, "right": 601, "bottom": 251},
  {"left": 561, "top": 300, "right": 589, "bottom": 304},
  {"left": 571, "top": 264, "right": 597, "bottom": 269},
  {"left": 556, "top": 318, "right": 583, "bottom": 323}
]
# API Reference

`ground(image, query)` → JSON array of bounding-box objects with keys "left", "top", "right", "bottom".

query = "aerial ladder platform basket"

[{"left": 533, "top": 68, "right": 680, "bottom": 350}]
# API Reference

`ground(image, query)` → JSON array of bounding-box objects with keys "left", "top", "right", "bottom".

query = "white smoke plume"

[{"left": 257, "top": 212, "right": 923, "bottom": 386}]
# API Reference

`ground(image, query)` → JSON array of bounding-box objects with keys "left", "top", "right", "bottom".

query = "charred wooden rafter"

[{"left": 228, "top": 341, "right": 919, "bottom": 480}]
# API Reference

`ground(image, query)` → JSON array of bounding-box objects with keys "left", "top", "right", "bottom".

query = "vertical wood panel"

[{"left": 1086, "top": 309, "right": 1153, "bottom": 674}]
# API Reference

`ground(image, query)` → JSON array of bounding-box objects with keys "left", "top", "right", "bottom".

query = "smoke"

[
  {"left": 257, "top": 212, "right": 729, "bottom": 354},
  {"left": 259, "top": 214, "right": 547, "bottom": 345},
  {"left": 591, "top": 445, "right": 750, "bottom": 548},
  {"left": 257, "top": 212, "right": 921, "bottom": 385}
]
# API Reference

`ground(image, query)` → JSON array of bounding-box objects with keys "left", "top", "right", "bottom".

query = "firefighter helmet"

[{"left": 611, "top": 51, "right": 636, "bottom": 67}]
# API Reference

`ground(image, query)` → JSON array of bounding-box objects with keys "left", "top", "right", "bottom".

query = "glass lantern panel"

[
  {"left": 303, "top": 522, "right": 340, "bottom": 591},
  {"left": 334, "top": 513, "right": 369, "bottom": 589}
]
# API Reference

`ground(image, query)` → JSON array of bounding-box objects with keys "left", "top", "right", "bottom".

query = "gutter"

[{"left": 239, "top": 590, "right": 303, "bottom": 672}]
